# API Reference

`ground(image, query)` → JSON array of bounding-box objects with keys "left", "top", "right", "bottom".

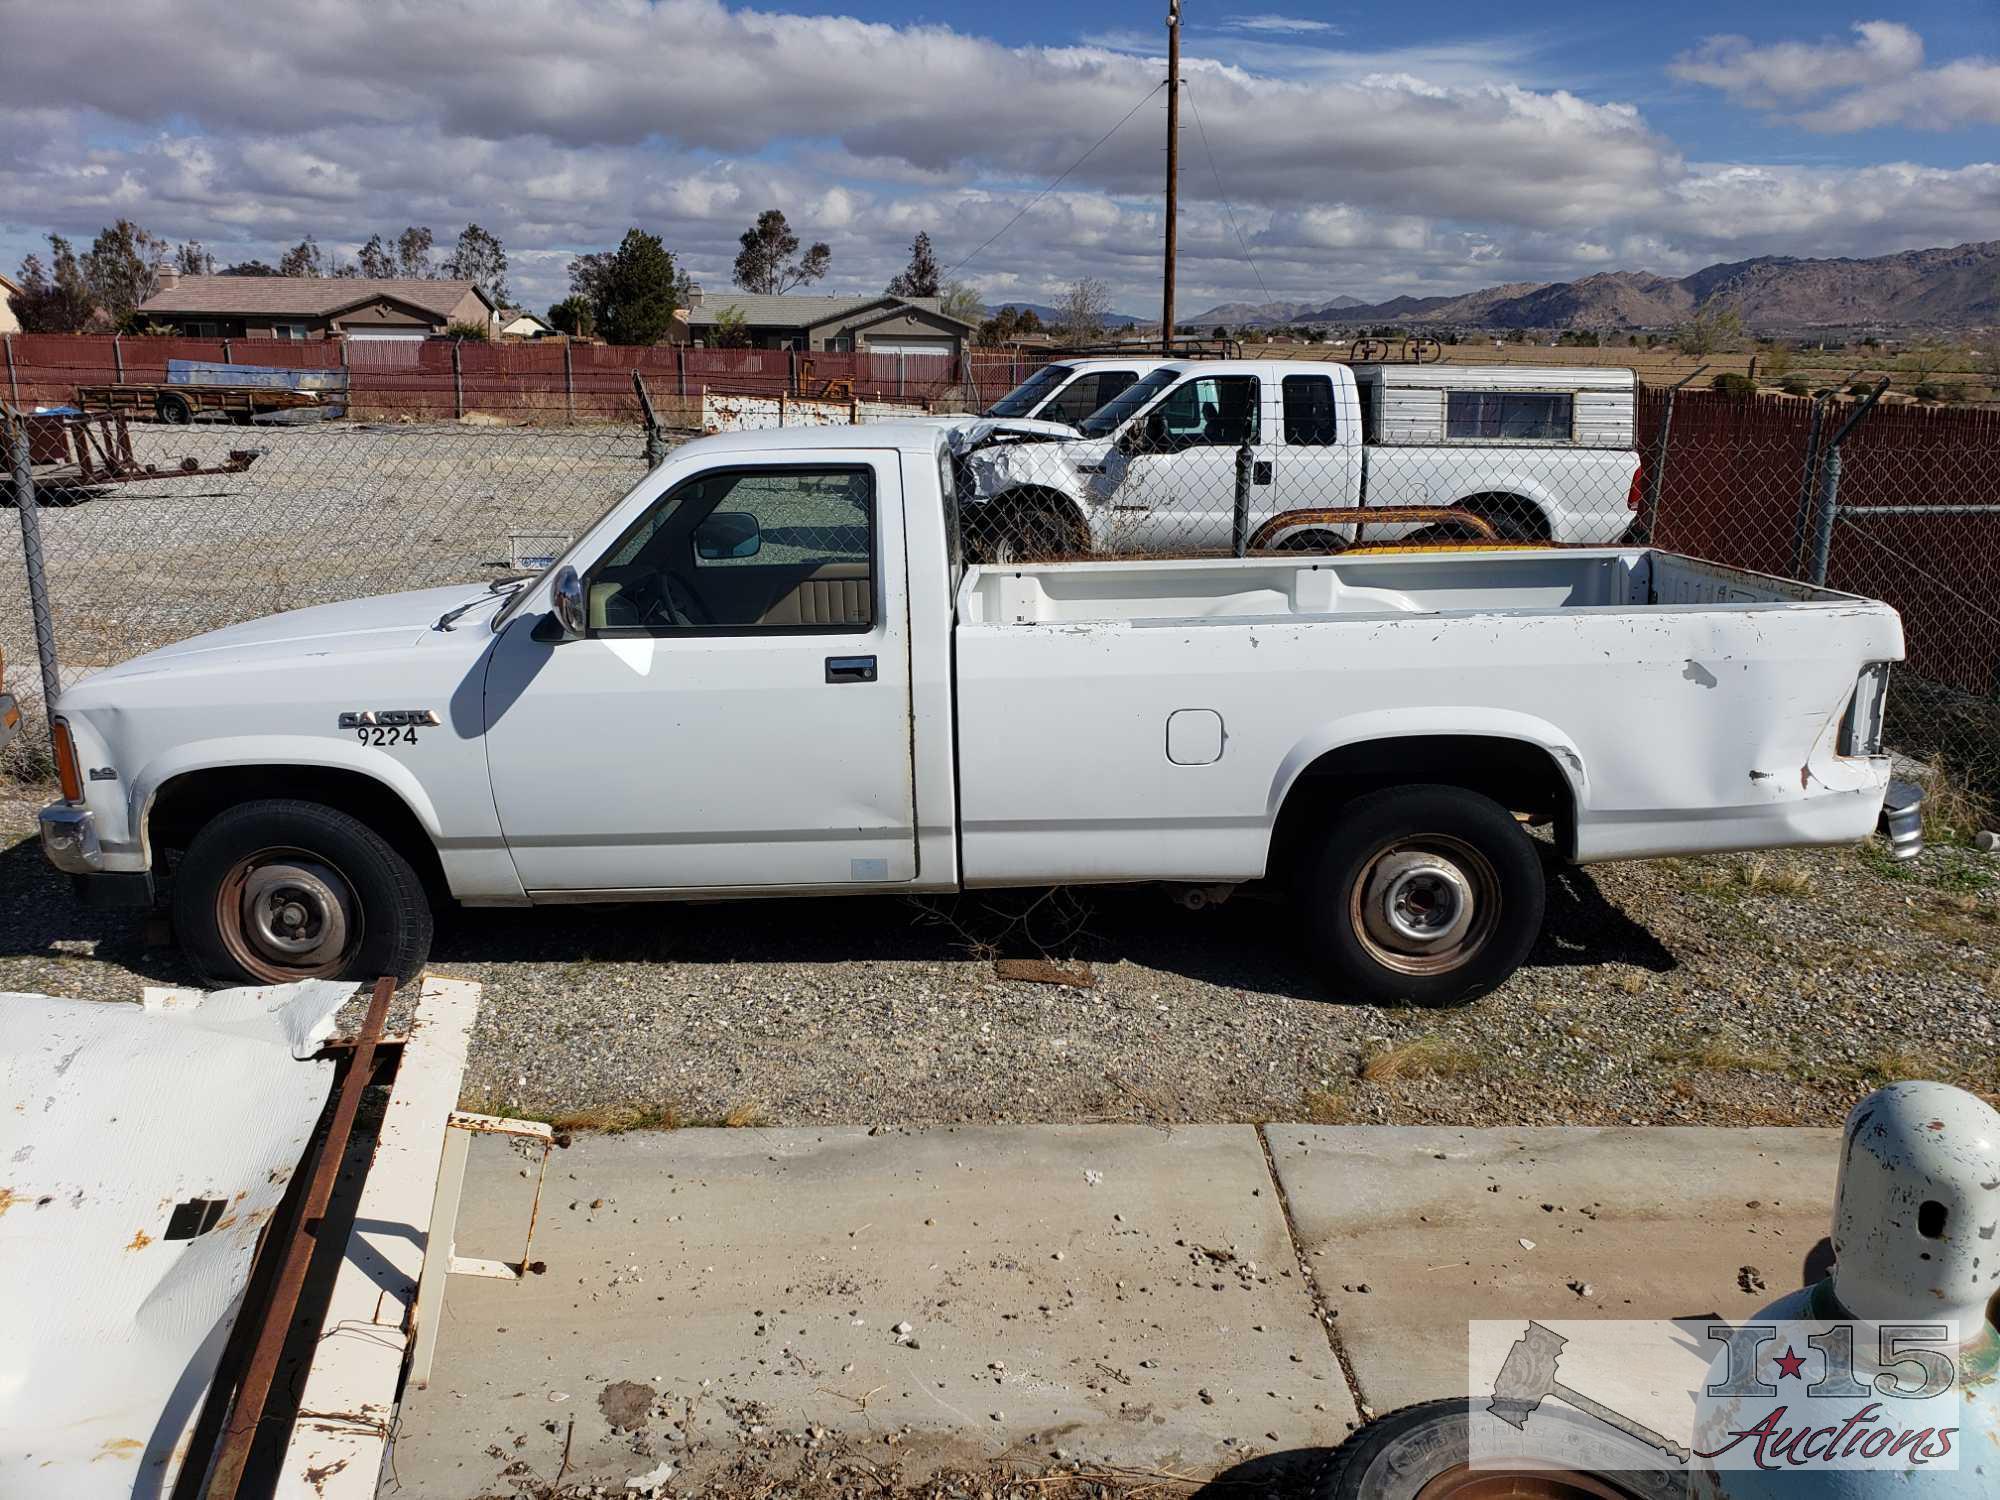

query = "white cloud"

[
  {"left": 1221, "top": 15, "right": 1340, "bottom": 35},
  {"left": 0, "top": 2, "right": 1995, "bottom": 314},
  {"left": 1671, "top": 20, "right": 2000, "bottom": 133}
]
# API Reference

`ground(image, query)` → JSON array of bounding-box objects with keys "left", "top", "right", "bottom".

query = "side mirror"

[
  {"left": 695, "top": 511, "right": 762, "bottom": 559},
  {"left": 550, "top": 564, "right": 586, "bottom": 639}
]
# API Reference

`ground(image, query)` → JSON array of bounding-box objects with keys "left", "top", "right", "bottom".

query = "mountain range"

[
  {"left": 986, "top": 299, "right": 1154, "bottom": 328},
  {"left": 1183, "top": 241, "right": 2000, "bottom": 332}
]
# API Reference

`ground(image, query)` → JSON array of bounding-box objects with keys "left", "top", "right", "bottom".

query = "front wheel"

[
  {"left": 156, "top": 393, "right": 193, "bottom": 424},
  {"left": 1301, "top": 784, "right": 1544, "bottom": 1006},
  {"left": 173, "top": 798, "right": 434, "bottom": 985}
]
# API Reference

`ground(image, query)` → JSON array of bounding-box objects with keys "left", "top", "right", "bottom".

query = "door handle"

[{"left": 825, "top": 655, "right": 877, "bottom": 683}]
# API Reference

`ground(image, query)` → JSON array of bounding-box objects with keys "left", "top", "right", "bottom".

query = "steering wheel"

[{"left": 622, "top": 572, "right": 712, "bottom": 629}]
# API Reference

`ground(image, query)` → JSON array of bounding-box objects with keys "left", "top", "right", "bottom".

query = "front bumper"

[
  {"left": 40, "top": 801, "right": 154, "bottom": 906},
  {"left": 39, "top": 801, "right": 103, "bottom": 874}
]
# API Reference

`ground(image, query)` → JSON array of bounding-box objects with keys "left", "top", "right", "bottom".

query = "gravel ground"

[{"left": 2, "top": 787, "right": 1992, "bottom": 1127}]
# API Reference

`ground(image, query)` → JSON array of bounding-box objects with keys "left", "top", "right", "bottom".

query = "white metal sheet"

[
  {"left": 0, "top": 980, "right": 356, "bottom": 1499},
  {"left": 276, "top": 975, "right": 482, "bottom": 1500}
]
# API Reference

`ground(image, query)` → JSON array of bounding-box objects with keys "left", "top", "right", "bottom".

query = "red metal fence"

[
  {"left": 0, "top": 333, "right": 1051, "bottom": 422},
  {"left": 1638, "top": 389, "right": 2000, "bottom": 756}
]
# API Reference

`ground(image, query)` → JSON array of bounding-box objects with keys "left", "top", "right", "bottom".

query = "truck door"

[
  {"left": 1109, "top": 373, "right": 1273, "bottom": 552},
  {"left": 1265, "top": 371, "right": 1361, "bottom": 540},
  {"left": 481, "top": 452, "right": 918, "bottom": 893}
]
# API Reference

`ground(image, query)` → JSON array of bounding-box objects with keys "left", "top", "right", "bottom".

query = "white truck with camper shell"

[
  {"left": 956, "top": 359, "right": 1643, "bottom": 559},
  {"left": 39, "top": 421, "right": 1913, "bottom": 1006}
]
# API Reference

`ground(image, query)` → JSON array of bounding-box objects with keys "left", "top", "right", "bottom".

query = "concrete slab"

[
  {"left": 391, "top": 1125, "right": 1355, "bottom": 1496},
  {"left": 1266, "top": 1125, "right": 1839, "bottom": 1416}
]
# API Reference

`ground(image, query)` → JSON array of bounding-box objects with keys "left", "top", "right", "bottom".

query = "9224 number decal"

[{"left": 339, "top": 709, "right": 439, "bottom": 749}]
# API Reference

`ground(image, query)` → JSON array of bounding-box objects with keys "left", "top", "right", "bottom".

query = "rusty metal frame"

[
  {"left": 196, "top": 976, "right": 395, "bottom": 1500},
  {"left": 31, "top": 409, "right": 261, "bottom": 490},
  {"left": 1247, "top": 505, "right": 1504, "bottom": 552}
]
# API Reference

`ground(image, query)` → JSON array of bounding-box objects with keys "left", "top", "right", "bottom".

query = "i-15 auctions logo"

[
  {"left": 1695, "top": 1321, "right": 1960, "bottom": 1471},
  {"left": 1467, "top": 1319, "right": 1963, "bottom": 1477}
]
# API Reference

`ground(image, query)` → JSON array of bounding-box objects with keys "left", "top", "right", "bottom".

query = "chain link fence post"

[
  {"left": 8, "top": 411, "right": 62, "bottom": 749},
  {"left": 1232, "top": 440, "right": 1253, "bottom": 557},
  {"left": 1806, "top": 377, "right": 1889, "bottom": 587}
]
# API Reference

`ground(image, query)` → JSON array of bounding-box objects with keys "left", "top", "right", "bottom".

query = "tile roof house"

[
  {"left": 135, "top": 269, "right": 499, "bottom": 341},
  {"left": 682, "top": 288, "right": 972, "bottom": 358}
]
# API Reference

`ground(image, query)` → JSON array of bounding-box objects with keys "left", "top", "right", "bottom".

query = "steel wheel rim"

[
  {"left": 1412, "top": 1465, "right": 1637, "bottom": 1499},
  {"left": 215, "top": 844, "right": 361, "bottom": 981},
  {"left": 1349, "top": 833, "right": 1500, "bottom": 976}
]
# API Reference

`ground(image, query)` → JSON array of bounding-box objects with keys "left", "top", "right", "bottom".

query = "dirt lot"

[
  {"left": 2, "top": 784, "right": 1992, "bottom": 1128},
  {"left": 0, "top": 419, "right": 665, "bottom": 727}
]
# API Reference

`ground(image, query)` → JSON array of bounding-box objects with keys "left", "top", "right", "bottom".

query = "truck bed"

[
  {"left": 958, "top": 548, "right": 1854, "bottom": 627},
  {"left": 951, "top": 547, "right": 1900, "bottom": 886}
]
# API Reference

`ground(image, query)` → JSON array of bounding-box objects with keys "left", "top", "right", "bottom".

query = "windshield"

[
  {"left": 1076, "top": 368, "right": 1180, "bottom": 437},
  {"left": 983, "top": 364, "right": 1073, "bottom": 418}
]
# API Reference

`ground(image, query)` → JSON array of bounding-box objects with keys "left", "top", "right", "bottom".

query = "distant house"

[
  {"left": 498, "top": 308, "right": 556, "bottom": 339},
  {"left": 682, "top": 288, "right": 972, "bottom": 358},
  {"left": 0, "top": 271, "right": 21, "bottom": 336},
  {"left": 135, "top": 270, "right": 498, "bottom": 341}
]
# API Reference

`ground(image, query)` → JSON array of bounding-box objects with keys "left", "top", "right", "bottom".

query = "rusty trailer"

[
  {"left": 18, "top": 407, "right": 261, "bottom": 503},
  {"left": 76, "top": 383, "right": 325, "bottom": 426}
]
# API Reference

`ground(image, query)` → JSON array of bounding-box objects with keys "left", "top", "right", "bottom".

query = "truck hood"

[
  {"left": 943, "top": 419, "right": 1084, "bottom": 451},
  {"left": 83, "top": 584, "right": 504, "bottom": 683}
]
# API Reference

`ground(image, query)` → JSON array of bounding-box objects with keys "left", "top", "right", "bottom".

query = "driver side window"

[
  {"left": 1144, "top": 376, "right": 1260, "bottom": 451},
  {"left": 588, "top": 466, "right": 875, "bottom": 634}
]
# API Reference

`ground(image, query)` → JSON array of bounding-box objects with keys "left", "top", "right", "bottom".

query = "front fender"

[
  {"left": 131, "top": 735, "right": 446, "bottom": 864},
  {"left": 1267, "top": 707, "right": 1591, "bottom": 817}
]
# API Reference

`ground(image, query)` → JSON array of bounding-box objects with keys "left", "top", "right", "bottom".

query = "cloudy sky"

[{"left": 2, "top": 2, "right": 1997, "bottom": 317}]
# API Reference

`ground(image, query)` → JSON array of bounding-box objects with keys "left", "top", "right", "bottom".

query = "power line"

[
  {"left": 1183, "top": 79, "right": 1273, "bottom": 309},
  {"left": 944, "top": 81, "right": 1166, "bottom": 281}
]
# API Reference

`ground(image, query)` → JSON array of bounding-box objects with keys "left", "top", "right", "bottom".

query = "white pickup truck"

[
  {"left": 39, "top": 423, "right": 1908, "bottom": 1005},
  {"left": 958, "top": 359, "right": 1643, "bottom": 559}
]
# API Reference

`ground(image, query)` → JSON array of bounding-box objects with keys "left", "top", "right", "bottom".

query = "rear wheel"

[
  {"left": 156, "top": 393, "right": 194, "bottom": 425},
  {"left": 1301, "top": 784, "right": 1543, "bottom": 1006},
  {"left": 1273, "top": 528, "right": 1349, "bottom": 554},
  {"left": 1406, "top": 498, "right": 1546, "bottom": 545},
  {"left": 173, "top": 799, "right": 433, "bottom": 985}
]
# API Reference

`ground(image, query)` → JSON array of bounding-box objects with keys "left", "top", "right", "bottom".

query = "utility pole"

[{"left": 1160, "top": 0, "right": 1180, "bottom": 356}]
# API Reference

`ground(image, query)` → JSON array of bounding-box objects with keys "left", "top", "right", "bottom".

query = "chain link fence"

[{"left": 4, "top": 371, "right": 1997, "bottom": 815}]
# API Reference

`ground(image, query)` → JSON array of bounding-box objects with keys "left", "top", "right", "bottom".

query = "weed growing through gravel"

[
  {"left": 1359, "top": 1036, "right": 1483, "bottom": 1082},
  {"left": 1855, "top": 839, "right": 1996, "bottom": 893},
  {"left": 1650, "top": 1039, "right": 1785, "bottom": 1073},
  {"left": 1299, "top": 1086, "right": 1353, "bottom": 1123}
]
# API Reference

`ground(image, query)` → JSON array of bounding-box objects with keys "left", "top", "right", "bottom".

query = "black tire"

[
  {"left": 1407, "top": 499, "right": 1545, "bottom": 545},
  {"left": 968, "top": 494, "right": 1088, "bottom": 564},
  {"left": 1273, "top": 528, "right": 1349, "bottom": 554},
  {"left": 156, "top": 394, "right": 193, "bottom": 425},
  {"left": 1311, "top": 1399, "right": 1686, "bottom": 1499},
  {"left": 1302, "top": 783, "right": 1544, "bottom": 1006},
  {"left": 173, "top": 798, "right": 433, "bottom": 986}
]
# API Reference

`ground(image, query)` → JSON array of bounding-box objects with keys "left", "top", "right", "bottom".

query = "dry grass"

[
  {"left": 1847, "top": 1048, "right": 1933, "bottom": 1086},
  {"left": 1650, "top": 1040, "right": 1786, "bottom": 1073},
  {"left": 721, "top": 1099, "right": 771, "bottom": 1128},
  {"left": 1917, "top": 758, "right": 1995, "bottom": 848},
  {"left": 544, "top": 1101, "right": 686, "bottom": 1134},
  {"left": 1298, "top": 1086, "right": 1354, "bottom": 1124},
  {"left": 1733, "top": 857, "right": 1813, "bottom": 896},
  {"left": 1359, "top": 1035, "right": 1483, "bottom": 1083}
]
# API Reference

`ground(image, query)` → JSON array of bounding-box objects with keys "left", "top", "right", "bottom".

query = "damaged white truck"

[
  {"left": 40, "top": 422, "right": 1913, "bottom": 1005},
  {"left": 956, "top": 359, "right": 1643, "bottom": 559}
]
